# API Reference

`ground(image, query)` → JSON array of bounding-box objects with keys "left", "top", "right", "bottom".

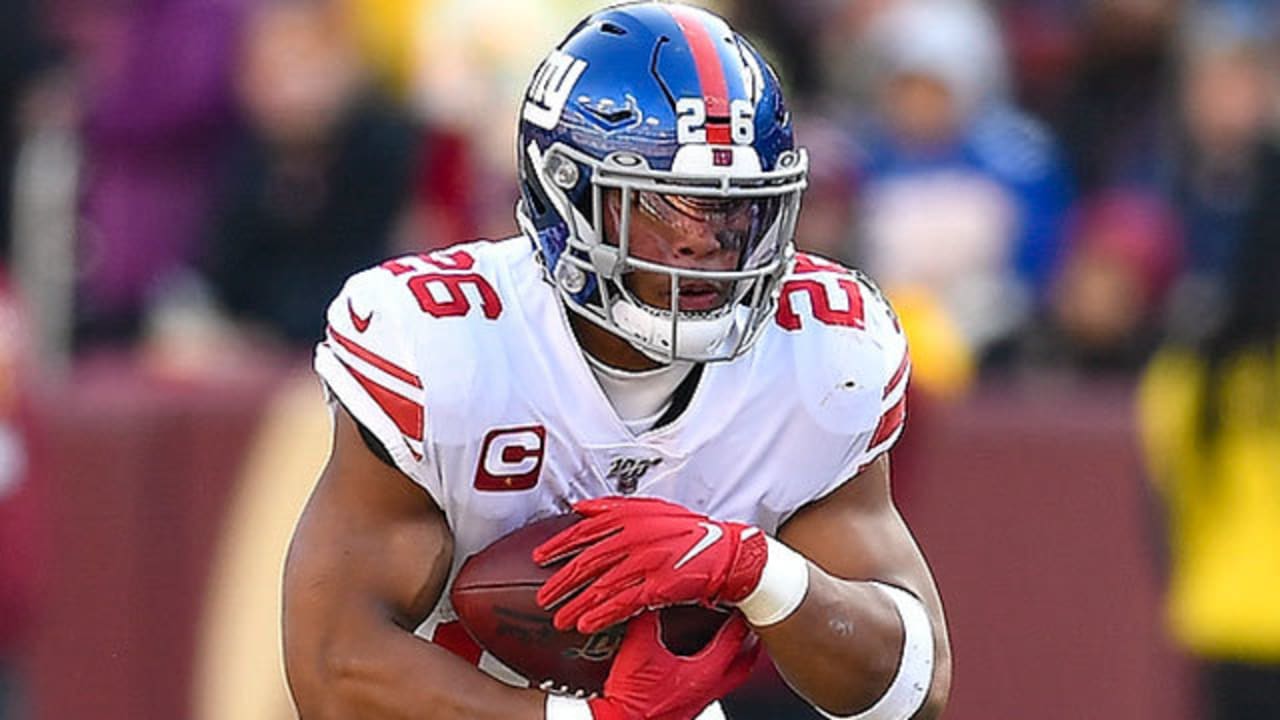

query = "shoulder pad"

[
  {"left": 313, "top": 259, "right": 432, "bottom": 494},
  {"left": 777, "top": 255, "right": 910, "bottom": 476}
]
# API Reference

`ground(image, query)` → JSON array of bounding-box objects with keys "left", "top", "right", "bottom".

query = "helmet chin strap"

[{"left": 609, "top": 297, "right": 738, "bottom": 362}]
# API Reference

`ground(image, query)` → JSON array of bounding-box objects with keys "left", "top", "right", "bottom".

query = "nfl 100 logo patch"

[{"left": 605, "top": 456, "right": 664, "bottom": 494}]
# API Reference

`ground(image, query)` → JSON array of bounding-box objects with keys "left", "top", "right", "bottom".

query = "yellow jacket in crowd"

[{"left": 1139, "top": 344, "right": 1280, "bottom": 662}]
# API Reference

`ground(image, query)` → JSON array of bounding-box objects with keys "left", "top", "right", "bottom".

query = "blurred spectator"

[
  {"left": 1055, "top": 0, "right": 1180, "bottom": 193},
  {"left": 726, "top": 0, "right": 827, "bottom": 103},
  {"left": 789, "top": 116, "right": 859, "bottom": 262},
  {"left": 340, "top": 0, "right": 419, "bottom": 100},
  {"left": 200, "top": 0, "right": 419, "bottom": 349},
  {"left": 846, "top": 0, "right": 1072, "bottom": 391},
  {"left": 342, "top": 0, "right": 477, "bottom": 252},
  {"left": 0, "top": 0, "right": 58, "bottom": 261},
  {"left": 4, "top": 0, "right": 77, "bottom": 370},
  {"left": 403, "top": 0, "right": 653, "bottom": 245},
  {"left": 70, "top": 0, "right": 248, "bottom": 347},
  {"left": 1138, "top": 138, "right": 1280, "bottom": 720},
  {"left": 997, "top": 0, "right": 1083, "bottom": 125},
  {"left": 0, "top": 271, "right": 37, "bottom": 720},
  {"left": 1040, "top": 190, "right": 1182, "bottom": 373},
  {"left": 1165, "top": 3, "right": 1278, "bottom": 344}
]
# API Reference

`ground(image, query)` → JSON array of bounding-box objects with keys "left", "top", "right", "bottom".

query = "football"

[{"left": 450, "top": 512, "right": 731, "bottom": 695}]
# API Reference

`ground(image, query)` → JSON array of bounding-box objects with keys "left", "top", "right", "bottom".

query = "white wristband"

[
  {"left": 544, "top": 694, "right": 593, "bottom": 720},
  {"left": 735, "top": 535, "right": 810, "bottom": 626},
  {"left": 822, "top": 582, "right": 934, "bottom": 720}
]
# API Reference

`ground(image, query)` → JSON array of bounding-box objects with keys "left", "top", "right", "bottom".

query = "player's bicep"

[
  {"left": 283, "top": 406, "right": 453, "bottom": 671},
  {"left": 778, "top": 454, "right": 940, "bottom": 612}
]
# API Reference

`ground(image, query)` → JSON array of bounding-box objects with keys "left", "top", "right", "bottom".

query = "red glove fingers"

[
  {"left": 533, "top": 507, "right": 630, "bottom": 565},
  {"left": 562, "top": 553, "right": 726, "bottom": 634},
  {"left": 534, "top": 497, "right": 769, "bottom": 635},
  {"left": 585, "top": 610, "right": 758, "bottom": 720},
  {"left": 536, "top": 521, "right": 674, "bottom": 610},
  {"left": 532, "top": 497, "right": 683, "bottom": 565}
]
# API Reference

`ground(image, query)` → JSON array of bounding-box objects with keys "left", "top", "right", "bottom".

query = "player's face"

[{"left": 602, "top": 190, "right": 753, "bottom": 313}]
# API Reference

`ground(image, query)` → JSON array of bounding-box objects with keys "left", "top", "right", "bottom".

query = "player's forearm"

[
  {"left": 285, "top": 619, "right": 546, "bottom": 720},
  {"left": 755, "top": 569, "right": 900, "bottom": 715},
  {"left": 753, "top": 567, "right": 950, "bottom": 719}
]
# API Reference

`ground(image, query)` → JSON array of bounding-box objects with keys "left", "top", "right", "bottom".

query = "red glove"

[
  {"left": 585, "top": 610, "right": 759, "bottom": 720},
  {"left": 534, "top": 497, "right": 768, "bottom": 634}
]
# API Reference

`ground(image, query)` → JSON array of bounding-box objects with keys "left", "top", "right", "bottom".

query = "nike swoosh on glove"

[{"left": 533, "top": 497, "right": 768, "bottom": 634}]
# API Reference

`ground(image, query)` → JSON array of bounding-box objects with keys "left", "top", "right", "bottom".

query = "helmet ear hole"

[{"left": 572, "top": 184, "right": 597, "bottom": 233}]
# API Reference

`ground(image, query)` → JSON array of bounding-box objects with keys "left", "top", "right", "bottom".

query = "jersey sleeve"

[
  {"left": 813, "top": 273, "right": 912, "bottom": 502},
  {"left": 849, "top": 283, "right": 910, "bottom": 475},
  {"left": 313, "top": 266, "right": 441, "bottom": 504}
]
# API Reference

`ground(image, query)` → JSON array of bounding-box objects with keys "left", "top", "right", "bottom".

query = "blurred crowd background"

[{"left": 0, "top": 0, "right": 1278, "bottom": 718}]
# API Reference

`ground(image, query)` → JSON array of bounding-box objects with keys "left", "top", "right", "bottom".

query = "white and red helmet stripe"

[{"left": 666, "top": 5, "right": 733, "bottom": 145}]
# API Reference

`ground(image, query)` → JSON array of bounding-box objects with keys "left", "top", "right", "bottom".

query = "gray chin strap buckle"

[{"left": 588, "top": 244, "right": 623, "bottom": 280}]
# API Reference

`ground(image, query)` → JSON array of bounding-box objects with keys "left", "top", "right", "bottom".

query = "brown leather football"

[{"left": 449, "top": 512, "right": 730, "bottom": 696}]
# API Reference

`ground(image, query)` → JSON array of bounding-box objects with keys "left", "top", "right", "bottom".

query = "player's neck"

[
  {"left": 569, "top": 313, "right": 664, "bottom": 372},
  {"left": 572, "top": 314, "right": 695, "bottom": 434}
]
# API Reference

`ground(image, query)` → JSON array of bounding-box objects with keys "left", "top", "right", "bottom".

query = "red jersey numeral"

[
  {"left": 408, "top": 273, "right": 502, "bottom": 319},
  {"left": 387, "top": 250, "right": 503, "bottom": 320},
  {"left": 775, "top": 277, "right": 865, "bottom": 331}
]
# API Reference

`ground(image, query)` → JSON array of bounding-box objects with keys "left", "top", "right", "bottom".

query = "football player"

[{"left": 283, "top": 3, "right": 952, "bottom": 719}]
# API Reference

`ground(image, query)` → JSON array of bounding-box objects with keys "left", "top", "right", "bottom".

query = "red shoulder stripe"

[
  {"left": 870, "top": 394, "right": 907, "bottom": 449},
  {"left": 328, "top": 326, "right": 423, "bottom": 389},
  {"left": 883, "top": 352, "right": 911, "bottom": 399},
  {"left": 334, "top": 353, "right": 424, "bottom": 442}
]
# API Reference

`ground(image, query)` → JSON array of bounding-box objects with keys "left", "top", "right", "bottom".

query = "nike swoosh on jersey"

[
  {"left": 674, "top": 522, "right": 723, "bottom": 570},
  {"left": 348, "top": 297, "right": 373, "bottom": 333}
]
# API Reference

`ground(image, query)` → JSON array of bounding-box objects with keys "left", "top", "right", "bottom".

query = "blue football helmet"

[{"left": 516, "top": 1, "right": 808, "bottom": 363}]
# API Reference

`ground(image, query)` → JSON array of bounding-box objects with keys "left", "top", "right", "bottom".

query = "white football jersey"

[{"left": 313, "top": 237, "right": 909, "bottom": 687}]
